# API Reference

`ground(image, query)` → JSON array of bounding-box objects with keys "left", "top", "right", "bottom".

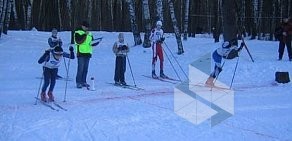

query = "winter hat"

[
  {"left": 82, "top": 21, "right": 90, "bottom": 27},
  {"left": 53, "top": 46, "right": 63, "bottom": 54},
  {"left": 156, "top": 20, "right": 162, "bottom": 26}
]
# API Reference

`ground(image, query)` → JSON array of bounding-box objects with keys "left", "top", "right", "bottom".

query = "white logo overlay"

[{"left": 174, "top": 53, "right": 234, "bottom": 127}]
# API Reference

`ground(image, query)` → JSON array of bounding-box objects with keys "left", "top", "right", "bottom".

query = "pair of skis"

[
  {"left": 35, "top": 97, "right": 67, "bottom": 111},
  {"left": 107, "top": 82, "right": 144, "bottom": 91},
  {"left": 142, "top": 75, "right": 181, "bottom": 84}
]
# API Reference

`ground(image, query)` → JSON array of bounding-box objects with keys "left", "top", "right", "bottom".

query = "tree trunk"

[
  {"left": 155, "top": 0, "right": 163, "bottom": 21},
  {"left": 26, "top": 0, "right": 32, "bottom": 30},
  {"left": 251, "top": 0, "right": 258, "bottom": 39},
  {"left": 142, "top": 0, "right": 151, "bottom": 48},
  {"left": 126, "top": 0, "right": 142, "bottom": 45},
  {"left": 0, "top": 0, "right": 4, "bottom": 37},
  {"left": 57, "top": 0, "right": 62, "bottom": 30},
  {"left": 0, "top": 0, "right": 8, "bottom": 37},
  {"left": 87, "top": 0, "right": 92, "bottom": 27},
  {"left": 257, "top": 0, "right": 263, "bottom": 40},
  {"left": 183, "top": 0, "right": 189, "bottom": 40},
  {"left": 222, "top": 0, "right": 237, "bottom": 44},
  {"left": 3, "top": 0, "right": 12, "bottom": 34},
  {"left": 270, "top": 0, "right": 276, "bottom": 41},
  {"left": 213, "top": 0, "right": 221, "bottom": 42},
  {"left": 168, "top": 0, "right": 184, "bottom": 54}
]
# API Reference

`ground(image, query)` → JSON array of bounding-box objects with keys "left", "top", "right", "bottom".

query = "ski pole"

[
  {"left": 126, "top": 54, "right": 137, "bottom": 87},
  {"left": 63, "top": 56, "right": 69, "bottom": 74},
  {"left": 34, "top": 70, "right": 44, "bottom": 105},
  {"left": 163, "top": 42, "right": 188, "bottom": 80},
  {"left": 230, "top": 56, "right": 240, "bottom": 89},
  {"left": 63, "top": 58, "right": 71, "bottom": 102},
  {"left": 162, "top": 47, "right": 182, "bottom": 82}
]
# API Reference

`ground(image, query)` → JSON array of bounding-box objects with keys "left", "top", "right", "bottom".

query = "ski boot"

[
  {"left": 114, "top": 81, "right": 121, "bottom": 86},
  {"left": 152, "top": 70, "right": 158, "bottom": 79},
  {"left": 205, "top": 77, "right": 215, "bottom": 87},
  {"left": 77, "top": 83, "right": 82, "bottom": 89},
  {"left": 40, "top": 92, "right": 47, "bottom": 102},
  {"left": 82, "top": 83, "right": 90, "bottom": 88},
  {"left": 160, "top": 70, "right": 168, "bottom": 79},
  {"left": 121, "top": 81, "right": 127, "bottom": 86},
  {"left": 47, "top": 91, "right": 54, "bottom": 102}
]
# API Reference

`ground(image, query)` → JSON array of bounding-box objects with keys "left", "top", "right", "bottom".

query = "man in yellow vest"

[{"left": 74, "top": 21, "right": 101, "bottom": 88}]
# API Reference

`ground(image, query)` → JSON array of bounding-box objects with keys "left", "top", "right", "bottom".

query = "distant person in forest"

[
  {"left": 275, "top": 17, "right": 292, "bottom": 61},
  {"left": 205, "top": 39, "right": 244, "bottom": 86},
  {"left": 48, "top": 28, "right": 63, "bottom": 79},
  {"left": 112, "top": 33, "right": 129, "bottom": 85},
  {"left": 38, "top": 46, "right": 75, "bottom": 102},
  {"left": 74, "top": 21, "right": 102, "bottom": 89},
  {"left": 150, "top": 20, "right": 167, "bottom": 79}
]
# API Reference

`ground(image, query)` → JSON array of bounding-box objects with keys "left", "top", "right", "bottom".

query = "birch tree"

[
  {"left": 183, "top": 0, "right": 189, "bottom": 40},
  {"left": 142, "top": 0, "right": 151, "bottom": 48},
  {"left": 126, "top": 0, "right": 142, "bottom": 45},
  {"left": 3, "top": 0, "right": 12, "bottom": 34},
  {"left": 0, "top": 0, "right": 8, "bottom": 37},
  {"left": 155, "top": 0, "right": 163, "bottom": 21},
  {"left": 251, "top": 0, "right": 258, "bottom": 39},
  {"left": 168, "top": 0, "right": 184, "bottom": 54},
  {"left": 87, "top": 0, "right": 92, "bottom": 27},
  {"left": 26, "top": 0, "right": 32, "bottom": 30},
  {"left": 57, "top": 0, "right": 62, "bottom": 30}
]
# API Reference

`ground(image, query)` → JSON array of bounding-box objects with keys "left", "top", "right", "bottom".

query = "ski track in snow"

[{"left": 1, "top": 31, "right": 292, "bottom": 141}]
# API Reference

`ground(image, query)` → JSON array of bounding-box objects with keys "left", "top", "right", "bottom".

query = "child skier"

[
  {"left": 205, "top": 40, "right": 244, "bottom": 86},
  {"left": 112, "top": 33, "right": 129, "bottom": 85},
  {"left": 38, "top": 46, "right": 75, "bottom": 102},
  {"left": 150, "top": 20, "right": 166, "bottom": 78},
  {"left": 48, "top": 28, "right": 63, "bottom": 79}
]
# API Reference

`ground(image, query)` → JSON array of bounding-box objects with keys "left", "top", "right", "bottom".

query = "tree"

[
  {"left": 3, "top": 0, "right": 12, "bottom": 34},
  {"left": 168, "top": 0, "right": 184, "bottom": 54},
  {"left": 155, "top": 0, "right": 163, "bottom": 21},
  {"left": 183, "top": 0, "right": 190, "bottom": 40},
  {"left": 142, "top": 0, "right": 151, "bottom": 48},
  {"left": 126, "top": 0, "right": 142, "bottom": 46},
  {"left": 222, "top": 0, "right": 237, "bottom": 43},
  {"left": 0, "top": 0, "right": 8, "bottom": 37}
]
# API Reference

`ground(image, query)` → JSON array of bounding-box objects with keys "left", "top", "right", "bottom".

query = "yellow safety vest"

[{"left": 74, "top": 30, "right": 93, "bottom": 54}]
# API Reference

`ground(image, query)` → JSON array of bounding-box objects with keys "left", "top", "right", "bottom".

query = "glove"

[
  {"left": 160, "top": 37, "right": 165, "bottom": 42},
  {"left": 121, "top": 45, "right": 128, "bottom": 50},
  {"left": 45, "top": 50, "right": 50, "bottom": 55},
  {"left": 69, "top": 46, "right": 74, "bottom": 52},
  {"left": 240, "top": 42, "right": 245, "bottom": 47},
  {"left": 92, "top": 41, "right": 100, "bottom": 46}
]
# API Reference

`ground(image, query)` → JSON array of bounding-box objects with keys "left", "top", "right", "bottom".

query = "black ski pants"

[
  {"left": 114, "top": 56, "right": 126, "bottom": 83},
  {"left": 42, "top": 67, "right": 58, "bottom": 93}
]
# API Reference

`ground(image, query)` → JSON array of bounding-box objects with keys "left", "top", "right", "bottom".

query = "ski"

[
  {"left": 106, "top": 82, "right": 144, "bottom": 91},
  {"left": 192, "top": 83, "right": 231, "bottom": 91},
  {"left": 35, "top": 97, "right": 59, "bottom": 111},
  {"left": 142, "top": 75, "right": 177, "bottom": 84},
  {"left": 53, "top": 102, "right": 68, "bottom": 111},
  {"left": 162, "top": 76, "right": 181, "bottom": 82},
  {"left": 36, "top": 77, "right": 73, "bottom": 81}
]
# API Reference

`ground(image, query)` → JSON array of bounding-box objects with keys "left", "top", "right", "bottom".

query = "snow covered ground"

[{"left": 0, "top": 31, "right": 292, "bottom": 141}]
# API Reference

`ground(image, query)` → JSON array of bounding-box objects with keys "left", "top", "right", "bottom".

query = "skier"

[
  {"left": 38, "top": 46, "right": 75, "bottom": 102},
  {"left": 275, "top": 17, "right": 292, "bottom": 61},
  {"left": 205, "top": 40, "right": 244, "bottom": 86},
  {"left": 74, "top": 21, "right": 101, "bottom": 88},
  {"left": 150, "top": 20, "right": 166, "bottom": 78},
  {"left": 112, "top": 33, "right": 129, "bottom": 85},
  {"left": 48, "top": 28, "right": 63, "bottom": 79}
]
